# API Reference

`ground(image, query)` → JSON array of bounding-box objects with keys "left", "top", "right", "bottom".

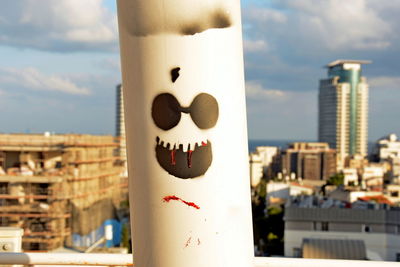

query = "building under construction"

[{"left": 0, "top": 133, "right": 128, "bottom": 251}]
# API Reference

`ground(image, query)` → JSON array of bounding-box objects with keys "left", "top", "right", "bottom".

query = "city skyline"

[{"left": 0, "top": 1, "right": 399, "bottom": 141}]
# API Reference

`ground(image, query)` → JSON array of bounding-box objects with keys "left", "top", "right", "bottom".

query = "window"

[
  {"left": 55, "top": 161, "right": 62, "bottom": 168},
  {"left": 321, "top": 222, "right": 329, "bottom": 231},
  {"left": 362, "top": 224, "right": 371, "bottom": 233}
]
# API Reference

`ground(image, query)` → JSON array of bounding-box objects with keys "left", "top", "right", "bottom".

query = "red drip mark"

[
  {"left": 170, "top": 149, "right": 176, "bottom": 165},
  {"left": 163, "top": 195, "right": 200, "bottom": 209},
  {"left": 201, "top": 141, "right": 207, "bottom": 146},
  {"left": 184, "top": 237, "right": 192, "bottom": 248},
  {"left": 187, "top": 150, "right": 193, "bottom": 168}
]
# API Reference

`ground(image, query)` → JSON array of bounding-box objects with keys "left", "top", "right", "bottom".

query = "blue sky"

[{"left": 0, "top": 0, "right": 399, "bottom": 141}]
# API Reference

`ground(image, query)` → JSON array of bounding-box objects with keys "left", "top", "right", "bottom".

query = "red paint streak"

[
  {"left": 181, "top": 199, "right": 200, "bottom": 209},
  {"left": 170, "top": 149, "right": 176, "bottom": 165},
  {"left": 162, "top": 195, "right": 200, "bottom": 209},
  {"left": 201, "top": 141, "right": 207, "bottom": 146},
  {"left": 187, "top": 150, "right": 193, "bottom": 168},
  {"left": 163, "top": 195, "right": 180, "bottom": 202}
]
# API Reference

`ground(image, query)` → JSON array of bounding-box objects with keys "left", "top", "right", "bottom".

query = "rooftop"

[{"left": 325, "top": 59, "right": 372, "bottom": 68}]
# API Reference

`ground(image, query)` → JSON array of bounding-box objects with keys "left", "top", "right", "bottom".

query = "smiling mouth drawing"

[{"left": 155, "top": 137, "right": 212, "bottom": 179}]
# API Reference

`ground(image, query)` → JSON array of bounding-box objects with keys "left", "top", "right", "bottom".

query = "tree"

[{"left": 327, "top": 173, "right": 345, "bottom": 186}]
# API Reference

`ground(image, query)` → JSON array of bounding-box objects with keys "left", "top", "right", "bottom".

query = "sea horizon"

[{"left": 248, "top": 139, "right": 376, "bottom": 155}]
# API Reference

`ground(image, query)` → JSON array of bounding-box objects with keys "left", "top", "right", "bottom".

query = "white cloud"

[
  {"left": 0, "top": 0, "right": 117, "bottom": 52},
  {"left": 0, "top": 67, "right": 91, "bottom": 95},
  {"left": 245, "top": 0, "right": 393, "bottom": 52},
  {"left": 245, "top": 81, "right": 286, "bottom": 99},
  {"left": 244, "top": 40, "right": 268, "bottom": 53},
  {"left": 245, "top": 7, "right": 287, "bottom": 24},
  {"left": 245, "top": 81, "right": 317, "bottom": 139}
]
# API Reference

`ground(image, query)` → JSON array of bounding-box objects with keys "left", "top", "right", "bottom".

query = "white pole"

[{"left": 117, "top": 1, "right": 254, "bottom": 267}]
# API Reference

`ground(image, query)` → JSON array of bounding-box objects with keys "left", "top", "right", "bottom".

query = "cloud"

[
  {"left": 245, "top": 81, "right": 286, "bottom": 99},
  {"left": 241, "top": 0, "right": 398, "bottom": 100},
  {"left": 244, "top": 0, "right": 393, "bottom": 53},
  {"left": 244, "top": 7, "right": 287, "bottom": 24},
  {"left": 244, "top": 40, "right": 268, "bottom": 53},
  {"left": 0, "top": 0, "right": 117, "bottom": 52},
  {"left": 245, "top": 81, "right": 317, "bottom": 139},
  {"left": 95, "top": 57, "right": 121, "bottom": 72},
  {"left": 0, "top": 69, "right": 118, "bottom": 135},
  {"left": 0, "top": 67, "right": 91, "bottom": 95},
  {"left": 369, "top": 76, "right": 400, "bottom": 90}
]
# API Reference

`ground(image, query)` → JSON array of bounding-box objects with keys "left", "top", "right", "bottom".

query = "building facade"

[
  {"left": 249, "top": 146, "right": 279, "bottom": 185},
  {"left": 318, "top": 60, "right": 370, "bottom": 168},
  {"left": 284, "top": 196, "right": 400, "bottom": 261},
  {"left": 116, "top": 84, "right": 127, "bottom": 173},
  {"left": 375, "top": 134, "right": 400, "bottom": 161},
  {"left": 0, "top": 134, "right": 128, "bottom": 251},
  {"left": 280, "top": 142, "right": 336, "bottom": 181},
  {"left": 249, "top": 153, "right": 263, "bottom": 187}
]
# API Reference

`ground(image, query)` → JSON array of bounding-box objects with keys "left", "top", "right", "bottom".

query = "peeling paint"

[{"left": 120, "top": 2, "right": 233, "bottom": 36}]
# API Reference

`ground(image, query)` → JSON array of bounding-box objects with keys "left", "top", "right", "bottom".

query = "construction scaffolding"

[{"left": 0, "top": 133, "right": 128, "bottom": 251}]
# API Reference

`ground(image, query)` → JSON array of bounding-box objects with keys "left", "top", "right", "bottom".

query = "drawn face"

[{"left": 151, "top": 69, "right": 219, "bottom": 179}]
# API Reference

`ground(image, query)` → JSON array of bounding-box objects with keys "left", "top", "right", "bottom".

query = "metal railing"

[{"left": 0, "top": 253, "right": 399, "bottom": 266}]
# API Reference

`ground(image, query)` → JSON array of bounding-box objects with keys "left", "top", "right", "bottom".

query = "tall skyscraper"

[
  {"left": 318, "top": 60, "right": 371, "bottom": 168},
  {"left": 116, "top": 84, "right": 127, "bottom": 171}
]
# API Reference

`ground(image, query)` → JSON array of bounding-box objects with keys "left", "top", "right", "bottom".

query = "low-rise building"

[
  {"left": 327, "top": 187, "right": 382, "bottom": 203},
  {"left": 375, "top": 134, "right": 400, "bottom": 161},
  {"left": 0, "top": 133, "right": 128, "bottom": 251},
  {"left": 342, "top": 168, "right": 358, "bottom": 186},
  {"left": 249, "top": 146, "right": 279, "bottom": 187},
  {"left": 362, "top": 165, "right": 385, "bottom": 189},
  {"left": 284, "top": 196, "right": 400, "bottom": 261},
  {"left": 388, "top": 157, "right": 400, "bottom": 184},
  {"left": 266, "top": 182, "right": 314, "bottom": 205},
  {"left": 280, "top": 142, "right": 336, "bottom": 182},
  {"left": 385, "top": 184, "right": 400, "bottom": 204},
  {"left": 249, "top": 153, "right": 263, "bottom": 187}
]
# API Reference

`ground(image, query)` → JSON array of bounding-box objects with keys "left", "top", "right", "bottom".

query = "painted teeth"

[{"left": 156, "top": 137, "right": 208, "bottom": 151}]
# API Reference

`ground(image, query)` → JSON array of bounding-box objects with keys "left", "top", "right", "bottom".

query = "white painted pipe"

[
  {"left": 0, "top": 254, "right": 397, "bottom": 267},
  {"left": 116, "top": 1, "right": 253, "bottom": 267}
]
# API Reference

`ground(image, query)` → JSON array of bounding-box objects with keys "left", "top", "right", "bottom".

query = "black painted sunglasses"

[{"left": 151, "top": 93, "right": 219, "bottom": 130}]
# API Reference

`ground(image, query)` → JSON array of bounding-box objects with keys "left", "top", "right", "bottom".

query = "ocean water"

[
  {"left": 248, "top": 139, "right": 314, "bottom": 153},
  {"left": 248, "top": 139, "right": 376, "bottom": 155}
]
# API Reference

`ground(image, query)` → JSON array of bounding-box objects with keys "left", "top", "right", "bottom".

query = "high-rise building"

[
  {"left": 116, "top": 84, "right": 127, "bottom": 171},
  {"left": 318, "top": 60, "right": 371, "bottom": 168}
]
